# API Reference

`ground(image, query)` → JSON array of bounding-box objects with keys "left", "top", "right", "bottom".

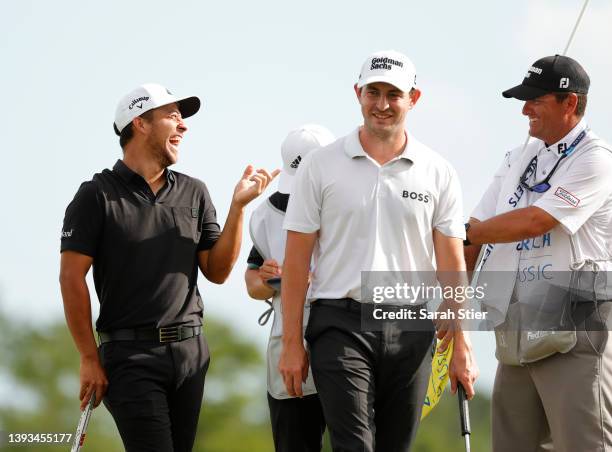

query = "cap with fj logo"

[
  {"left": 113, "top": 83, "right": 201, "bottom": 135},
  {"left": 278, "top": 125, "right": 335, "bottom": 195},
  {"left": 502, "top": 55, "right": 590, "bottom": 101}
]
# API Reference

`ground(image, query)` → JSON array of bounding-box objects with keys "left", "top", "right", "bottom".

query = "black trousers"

[
  {"left": 267, "top": 392, "right": 326, "bottom": 452},
  {"left": 305, "top": 300, "right": 434, "bottom": 452},
  {"left": 100, "top": 334, "right": 210, "bottom": 452}
]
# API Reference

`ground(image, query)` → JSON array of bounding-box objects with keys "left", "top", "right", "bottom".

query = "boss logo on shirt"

[{"left": 402, "top": 191, "right": 430, "bottom": 203}]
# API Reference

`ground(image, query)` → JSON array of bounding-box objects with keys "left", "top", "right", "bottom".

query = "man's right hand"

[
  {"left": 278, "top": 341, "right": 309, "bottom": 397},
  {"left": 79, "top": 356, "right": 108, "bottom": 410}
]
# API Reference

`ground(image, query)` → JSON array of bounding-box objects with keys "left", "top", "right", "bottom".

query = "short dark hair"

[
  {"left": 554, "top": 92, "right": 587, "bottom": 117},
  {"left": 119, "top": 109, "right": 155, "bottom": 149}
]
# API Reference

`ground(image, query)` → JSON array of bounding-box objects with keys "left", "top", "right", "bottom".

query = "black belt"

[
  {"left": 313, "top": 298, "right": 425, "bottom": 312},
  {"left": 98, "top": 325, "right": 201, "bottom": 345},
  {"left": 312, "top": 298, "right": 363, "bottom": 313}
]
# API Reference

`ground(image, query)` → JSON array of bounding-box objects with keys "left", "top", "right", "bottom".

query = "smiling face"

[
  {"left": 140, "top": 103, "right": 188, "bottom": 167},
  {"left": 522, "top": 93, "right": 578, "bottom": 144},
  {"left": 355, "top": 82, "right": 420, "bottom": 140}
]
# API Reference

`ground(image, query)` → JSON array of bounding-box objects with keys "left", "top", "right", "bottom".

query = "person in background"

[{"left": 245, "top": 124, "right": 335, "bottom": 452}]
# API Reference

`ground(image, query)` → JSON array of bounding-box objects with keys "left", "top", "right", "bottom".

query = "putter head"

[{"left": 71, "top": 393, "right": 95, "bottom": 452}]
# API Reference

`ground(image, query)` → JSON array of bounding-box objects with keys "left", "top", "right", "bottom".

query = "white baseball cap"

[
  {"left": 357, "top": 50, "right": 417, "bottom": 93},
  {"left": 113, "top": 83, "right": 201, "bottom": 135},
  {"left": 278, "top": 124, "right": 335, "bottom": 195}
]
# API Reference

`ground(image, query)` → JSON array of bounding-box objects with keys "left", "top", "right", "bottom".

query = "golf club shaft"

[{"left": 563, "top": 0, "right": 590, "bottom": 56}]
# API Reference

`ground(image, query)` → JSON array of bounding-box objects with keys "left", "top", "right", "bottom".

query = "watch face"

[{"left": 267, "top": 277, "right": 281, "bottom": 291}]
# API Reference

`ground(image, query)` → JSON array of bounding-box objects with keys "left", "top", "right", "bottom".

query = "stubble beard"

[
  {"left": 146, "top": 134, "right": 175, "bottom": 169},
  {"left": 364, "top": 117, "right": 402, "bottom": 142}
]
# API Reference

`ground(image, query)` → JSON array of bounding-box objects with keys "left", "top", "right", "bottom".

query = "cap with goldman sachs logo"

[
  {"left": 113, "top": 83, "right": 201, "bottom": 135},
  {"left": 502, "top": 55, "right": 590, "bottom": 101},
  {"left": 357, "top": 50, "right": 417, "bottom": 93}
]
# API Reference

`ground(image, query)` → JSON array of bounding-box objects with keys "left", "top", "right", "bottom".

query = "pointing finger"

[{"left": 242, "top": 165, "right": 255, "bottom": 179}]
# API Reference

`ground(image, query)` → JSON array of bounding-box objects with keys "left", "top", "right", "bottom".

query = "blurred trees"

[{"left": 0, "top": 310, "right": 490, "bottom": 451}]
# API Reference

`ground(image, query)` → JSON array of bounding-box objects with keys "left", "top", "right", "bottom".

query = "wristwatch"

[{"left": 463, "top": 223, "right": 471, "bottom": 247}]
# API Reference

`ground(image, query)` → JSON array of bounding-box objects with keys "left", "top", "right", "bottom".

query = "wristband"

[{"left": 463, "top": 223, "right": 471, "bottom": 247}]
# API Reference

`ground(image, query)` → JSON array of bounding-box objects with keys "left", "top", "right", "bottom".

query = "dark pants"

[
  {"left": 267, "top": 392, "right": 326, "bottom": 452},
  {"left": 100, "top": 334, "right": 210, "bottom": 452},
  {"left": 305, "top": 300, "right": 434, "bottom": 452}
]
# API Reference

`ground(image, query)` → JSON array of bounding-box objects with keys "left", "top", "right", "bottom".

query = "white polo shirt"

[
  {"left": 284, "top": 127, "right": 465, "bottom": 302},
  {"left": 472, "top": 120, "right": 612, "bottom": 272}
]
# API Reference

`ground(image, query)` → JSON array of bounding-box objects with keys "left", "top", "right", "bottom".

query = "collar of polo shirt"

[
  {"left": 113, "top": 160, "right": 175, "bottom": 184},
  {"left": 542, "top": 118, "right": 588, "bottom": 154},
  {"left": 344, "top": 128, "right": 421, "bottom": 164}
]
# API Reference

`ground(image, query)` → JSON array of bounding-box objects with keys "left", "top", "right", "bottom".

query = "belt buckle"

[{"left": 159, "top": 326, "right": 181, "bottom": 343}]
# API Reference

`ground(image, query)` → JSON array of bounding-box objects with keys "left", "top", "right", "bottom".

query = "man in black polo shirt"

[{"left": 59, "top": 83, "right": 278, "bottom": 452}]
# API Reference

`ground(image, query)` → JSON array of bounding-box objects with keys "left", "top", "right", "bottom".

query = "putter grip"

[{"left": 458, "top": 384, "right": 471, "bottom": 436}]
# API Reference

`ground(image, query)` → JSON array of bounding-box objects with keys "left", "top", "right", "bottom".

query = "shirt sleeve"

[
  {"left": 60, "top": 181, "right": 104, "bottom": 257},
  {"left": 471, "top": 149, "right": 516, "bottom": 221},
  {"left": 247, "top": 246, "right": 264, "bottom": 269},
  {"left": 283, "top": 152, "right": 322, "bottom": 233},
  {"left": 432, "top": 164, "right": 466, "bottom": 239},
  {"left": 198, "top": 182, "right": 221, "bottom": 251},
  {"left": 534, "top": 146, "right": 612, "bottom": 235}
]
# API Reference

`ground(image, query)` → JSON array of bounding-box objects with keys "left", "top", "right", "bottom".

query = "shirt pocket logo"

[{"left": 172, "top": 206, "right": 201, "bottom": 243}]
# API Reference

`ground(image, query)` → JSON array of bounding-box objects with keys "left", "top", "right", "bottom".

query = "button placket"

[{"left": 377, "top": 167, "right": 388, "bottom": 199}]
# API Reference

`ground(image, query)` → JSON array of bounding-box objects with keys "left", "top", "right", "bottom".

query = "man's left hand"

[
  {"left": 232, "top": 165, "right": 280, "bottom": 208},
  {"left": 449, "top": 331, "right": 479, "bottom": 400}
]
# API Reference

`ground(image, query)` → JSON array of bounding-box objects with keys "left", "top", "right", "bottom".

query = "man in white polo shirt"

[
  {"left": 279, "top": 50, "right": 479, "bottom": 452},
  {"left": 465, "top": 55, "right": 612, "bottom": 452}
]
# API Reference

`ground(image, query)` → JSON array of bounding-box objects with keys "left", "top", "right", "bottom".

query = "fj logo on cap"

[
  {"left": 290, "top": 156, "right": 302, "bottom": 169},
  {"left": 129, "top": 96, "right": 150, "bottom": 110},
  {"left": 560, "top": 78, "right": 569, "bottom": 88}
]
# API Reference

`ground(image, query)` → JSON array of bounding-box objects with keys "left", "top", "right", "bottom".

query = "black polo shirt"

[{"left": 61, "top": 160, "right": 221, "bottom": 332}]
